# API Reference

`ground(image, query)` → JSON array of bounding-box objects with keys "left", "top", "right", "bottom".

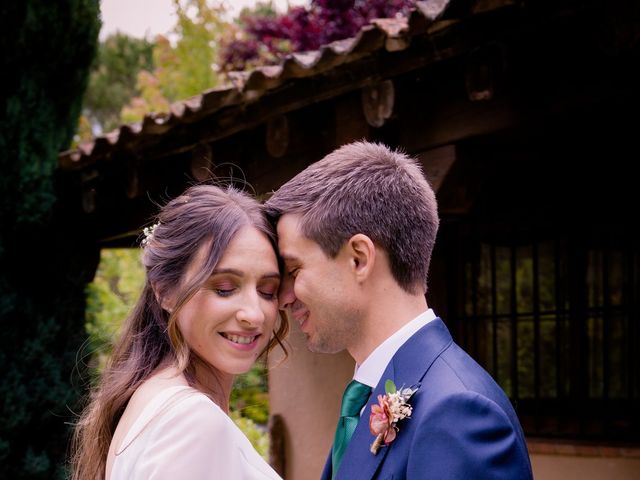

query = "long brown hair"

[{"left": 70, "top": 184, "right": 288, "bottom": 480}]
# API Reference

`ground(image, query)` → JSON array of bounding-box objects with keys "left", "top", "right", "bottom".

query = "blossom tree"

[{"left": 220, "top": 0, "right": 416, "bottom": 72}]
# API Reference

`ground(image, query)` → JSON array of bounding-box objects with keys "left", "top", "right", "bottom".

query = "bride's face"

[{"left": 176, "top": 226, "right": 280, "bottom": 375}]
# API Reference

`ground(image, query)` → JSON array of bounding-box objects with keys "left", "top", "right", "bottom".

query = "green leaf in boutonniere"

[{"left": 385, "top": 379, "right": 397, "bottom": 395}]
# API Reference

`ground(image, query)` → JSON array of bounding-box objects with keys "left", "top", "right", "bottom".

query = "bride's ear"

[
  {"left": 152, "top": 282, "right": 174, "bottom": 313},
  {"left": 347, "top": 233, "right": 376, "bottom": 283}
]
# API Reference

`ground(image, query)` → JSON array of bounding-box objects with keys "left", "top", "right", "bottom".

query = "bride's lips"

[{"left": 219, "top": 331, "right": 261, "bottom": 351}]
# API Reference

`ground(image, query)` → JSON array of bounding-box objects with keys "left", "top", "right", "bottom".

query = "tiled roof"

[{"left": 58, "top": 0, "right": 513, "bottom": 169}]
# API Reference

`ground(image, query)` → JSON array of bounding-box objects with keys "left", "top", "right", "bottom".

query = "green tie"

[{"left": 331, "top": 380, "right": 372, "bottom": 477}]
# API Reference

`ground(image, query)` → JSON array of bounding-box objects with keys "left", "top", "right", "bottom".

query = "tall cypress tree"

[{"left": 0, "top": 1, "right": 100, "bottom": 478}]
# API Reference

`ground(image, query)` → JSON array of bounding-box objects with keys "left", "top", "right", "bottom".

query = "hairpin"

[{"left": 141, "top": 222, "right": 160, "bottom": 247}]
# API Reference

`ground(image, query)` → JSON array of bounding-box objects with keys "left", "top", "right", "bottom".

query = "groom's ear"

[{"left": 347, "top": 234, "right": 375, "bottom": 283}]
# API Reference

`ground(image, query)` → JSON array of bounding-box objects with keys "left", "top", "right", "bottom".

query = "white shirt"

[{"left": 354, "top": 309, "right": 437, "bottom": 393}]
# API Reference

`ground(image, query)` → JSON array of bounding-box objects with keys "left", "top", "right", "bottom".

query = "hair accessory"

[{"left": 141, "top": 222, "right": 160, "bottom": 247}]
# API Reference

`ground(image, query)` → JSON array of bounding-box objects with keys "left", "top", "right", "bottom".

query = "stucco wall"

[
  {"left": 531, "top": 453, "right": 640, "bottom": 480},
  {"left": 269, "top": 322, "right": 354, "bottom": 480}
]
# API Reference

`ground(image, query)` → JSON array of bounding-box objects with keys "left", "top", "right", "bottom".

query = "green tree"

[
  {"left": 85, "top": 249, "right": 145, "bottom": 378},
  {"left": 0, "top": 1, "right": 100, "bottom": 478},
  {"left": 122, "top": 0, "right": 228, "bottom": 123},
  {"left": 82, "top": 33, "right": 154, "bottom": 135}
]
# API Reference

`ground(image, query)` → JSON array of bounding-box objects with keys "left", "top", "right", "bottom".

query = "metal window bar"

[
  {"left": 602, "top": 239, "right": 611, "bottom": 436},
  {"left": 554, "top": 235, "right": 564, "bottom": 434},
  {"left": 532, "top": 235, "right": 541, "bottom": 433},
  {"left": 632, "top": 247, "right": 640, "bottom": 401},
  {"left": 510, "top": 226, "right": 519, "bottom": 402},
  {"left": 471, "top": 227, "right": 479, "bottom": 360},
  {"left": 491, "top": 241, "right": 498, "bottom": 380},
  {"left": 627, "top": 240, "right": 637, "bottom": 400}
]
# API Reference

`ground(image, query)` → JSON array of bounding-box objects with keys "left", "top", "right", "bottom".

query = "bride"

[{"left": 71, "top": 185, "right": 287, "bottom": 479}]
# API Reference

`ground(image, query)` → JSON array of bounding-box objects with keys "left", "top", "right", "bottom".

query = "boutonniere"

[{"left": 369, "top": 380, "right": 419, "bottom": 455}]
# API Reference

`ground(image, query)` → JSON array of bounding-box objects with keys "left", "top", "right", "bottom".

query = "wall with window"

[{"left": 430, "top": 131, "right": 639, "bottom": 444}]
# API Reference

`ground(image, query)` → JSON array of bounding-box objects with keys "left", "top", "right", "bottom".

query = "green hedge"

[{"left": 0, "top": 1, "right": 100, "bottom": 478}]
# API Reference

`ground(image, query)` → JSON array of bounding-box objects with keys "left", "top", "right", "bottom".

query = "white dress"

[{"left": 110, "top": 385, "right": 282, "bottom": 479}]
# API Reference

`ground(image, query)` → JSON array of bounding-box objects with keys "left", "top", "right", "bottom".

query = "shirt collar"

[{"left": 354, "top": 309, "right": 437, "bottom": 389}]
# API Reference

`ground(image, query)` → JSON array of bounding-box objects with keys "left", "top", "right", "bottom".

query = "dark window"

[{"left": 455, "top": 223, "right": 639, "bottom": 441}]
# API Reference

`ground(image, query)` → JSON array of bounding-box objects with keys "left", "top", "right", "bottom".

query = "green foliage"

[
  {"left": 0, "top": 1, "right": 99, "bottom": 225},
  {"left": 122, "top": 0, "right": 227, "bottom": 124},
  {"left": 385, "top": 379, "right": 397, "bottom": 394},
  {"left": 238, "top": 1, "right": 279, "bottom": 19},
  {"left": 0, "top": 2, "right": 100, "bottom": 477},
  {"left": 231, "top": 361, "right": 270, "bottom": 424},
  {"left": 159, "top": 0, "right": 225, "bottom": 101},
  {"left": 82, "top": 33, "right": 154, "bottom": 134},
  {"left": 230, "top": 411, "right": 270, "bottom": 460},
  {"left": 85, "top": 249, "right": 145, "bottom": 377}
]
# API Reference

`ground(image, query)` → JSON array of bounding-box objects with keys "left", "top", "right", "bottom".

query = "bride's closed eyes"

[{"left": 205, "top": 275, "right": 280, "bottom": 300}]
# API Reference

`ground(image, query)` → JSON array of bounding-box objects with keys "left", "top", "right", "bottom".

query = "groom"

[{"left": 265, "top": 141, "right": 533, "bottom": 479}]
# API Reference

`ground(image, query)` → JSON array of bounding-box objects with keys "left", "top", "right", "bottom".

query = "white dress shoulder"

[{"left": 110, "top": 385, "right": 282, "bottom": 479}]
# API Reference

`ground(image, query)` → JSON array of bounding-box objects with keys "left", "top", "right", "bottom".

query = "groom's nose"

[{"left": 278, "top": 275, "right": 296, "bottom": 310}]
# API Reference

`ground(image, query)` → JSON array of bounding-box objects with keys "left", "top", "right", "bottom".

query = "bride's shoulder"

[
  {"left": 148, "top": 386, "right": 229, "bottom": 437},
  {"left": 122, "top": 370, "right": 226, "bottom": 439},
  {"left": 127, "top": 366, "right": 188, "bottom": 407}
]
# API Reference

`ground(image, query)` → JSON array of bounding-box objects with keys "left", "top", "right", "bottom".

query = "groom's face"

[{"left": 276, "top": 213, "right": 361, "bottom": 354}]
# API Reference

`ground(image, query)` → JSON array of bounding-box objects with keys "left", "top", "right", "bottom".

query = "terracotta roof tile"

[{"left": 59, "top": 0, "right": 513, "bottom": 169}]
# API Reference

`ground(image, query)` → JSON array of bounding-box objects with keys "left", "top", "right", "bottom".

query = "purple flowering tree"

[{"left": 221, "top": 0, "right": 416, "bottom": 72}]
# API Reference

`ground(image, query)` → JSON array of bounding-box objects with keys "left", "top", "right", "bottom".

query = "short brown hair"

[{"left": 265, "top": 141, "right": 439, "bottom": 293}]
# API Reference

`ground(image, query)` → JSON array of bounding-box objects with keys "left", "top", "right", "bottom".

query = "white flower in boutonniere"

[{"left": 369, "top": 380, "right": 419, "bottom": 455}]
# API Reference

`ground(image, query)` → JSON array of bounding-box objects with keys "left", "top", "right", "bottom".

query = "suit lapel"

[
  {"left": 320, "top": 451, "right": 332, "bottom": 480},
  {"left": 389, "top": 318, "right": 453, "bottom": 390},
  {"left": 334, "top": 318, "right": 453, "bottom": 480}
]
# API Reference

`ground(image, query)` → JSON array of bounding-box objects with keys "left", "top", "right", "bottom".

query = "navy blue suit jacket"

[{"left": 321, "top": 318, "right": 533, "bottom": 479}]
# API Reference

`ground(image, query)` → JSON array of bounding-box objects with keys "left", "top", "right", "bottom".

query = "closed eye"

[
  {"left": 258, "top": 290, "right": 277, "bottom": 300},
  {"left": 258, "top": 279, "right": 279, "bottom": 300},
  {"left": 215, "top": 288, "right": 235, "bottom": 297}
]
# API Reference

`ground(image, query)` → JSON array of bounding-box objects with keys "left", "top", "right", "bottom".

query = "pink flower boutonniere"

[{"left": 369, "top": 380, "right": 419, "bottom": 455}]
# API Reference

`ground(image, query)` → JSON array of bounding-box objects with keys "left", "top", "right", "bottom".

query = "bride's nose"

[{"left": 237, "top": 293, "right": 266, "bottom": 326}]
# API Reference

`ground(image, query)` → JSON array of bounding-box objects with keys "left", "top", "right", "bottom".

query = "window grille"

[{"left": 455, "top": 223, "right": 639, "bottom": 441}]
